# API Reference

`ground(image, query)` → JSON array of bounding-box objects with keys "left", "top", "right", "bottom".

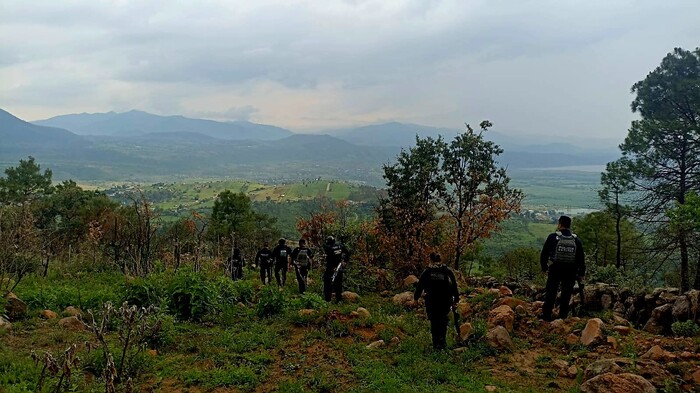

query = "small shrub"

[
  {"left": 256, "top": 286, "right": 286, "bottom": 318},
  {"left": 167, "top": 271, "right": 215, "bottom": 321},
  {"left": 672, "top": 320, "right": 700, "bottom": 337},
  {"left": 292, "top": 293, "right": 326, "bottom": 310}
]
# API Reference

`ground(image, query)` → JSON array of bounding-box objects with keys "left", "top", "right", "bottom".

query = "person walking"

[
  {"left": 256, "top": 241, "right": 274, "bottom": 285},
  {"left": 540, "top": 215, "right": 586, "bottom": 321},
  {"left": 323, "top": 236, "right": 350, "bottom": 302},
  {"left": 272, "top": 238, "right": 292, "bottom": 288},
  {"left": 228, "top": 248, "right": 245, "bottom": 281},
  {"left": 291, "top": 239, "right": 313, "bottom": 294},
  {"left": 414, "top": 252, "right": 459, "bottom": 350}
]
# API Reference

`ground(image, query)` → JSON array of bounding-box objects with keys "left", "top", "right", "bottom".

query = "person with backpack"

[
  {"left": 228, "top": 248, "right": 245, "bottom": 281},
  {"left": 323, "top": 236, "right": 350, "bottom": 302},
  {"left": 272, "top": 238, "right": 292, "bottom": 288},
  {"left": 291, "top": 238, "right": 314, "bottom": 294},
  {"left": 540, "top": 215, "right": 586, "bottom": 321},
  {"left": 414, "top": 252, "right": 459, "bottom": 350},
  {"left": 256, "top": 241, "right": 274, "bottom": 285}
]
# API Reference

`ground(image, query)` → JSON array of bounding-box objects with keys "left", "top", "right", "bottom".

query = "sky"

[{"left": 1, "top": 0, "right": 698, "bottom": 142}]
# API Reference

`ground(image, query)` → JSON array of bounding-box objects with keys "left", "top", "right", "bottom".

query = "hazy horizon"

[{"left": 1, "top": 0, "right": 698, "bottom": 139}]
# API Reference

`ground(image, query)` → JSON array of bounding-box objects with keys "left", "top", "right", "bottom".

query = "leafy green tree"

[
  {"left": 599, "top": 159, "right": 634, "bottom": 268},
  {"left": 616, "top": 47, "right": 700, "bottom": 291},
  {"left": 0, "top": 156, "right": 53, "bottom": 206},
  {"left": 439, "top": 121, "right": 522, "bottom": 270},
  {"left": 575, "top": 211, "right": 642, "bottom": 269},
  {"left": 377, "top": 136, "right": 445, "bottom": 273}
]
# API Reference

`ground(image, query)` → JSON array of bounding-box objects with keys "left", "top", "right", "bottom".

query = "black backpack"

[
  {"left": 296, "top": 249, "right": 310, "bottom": 268},
  {"left": 553, "top": 232, "right": 577, "bottom": 264}
]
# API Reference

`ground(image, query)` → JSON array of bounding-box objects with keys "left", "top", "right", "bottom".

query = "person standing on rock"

[
  {"left": 414, "top": 252, "right": 459, "bottom": 350},
  {"left": 272, "top": 238, "right": 292, "bottom": 288},
  {"left": 256, "top": 241, "right": 274, "bottom": 285},
  {"left": 291, "top": 238, "right": 314, "bottom": 294},
  {"left": 540, "top": 215, "right": 586, "bottom": 321},
  {"left": 323, "top": 236, "right": 350, "bottom": 302}
]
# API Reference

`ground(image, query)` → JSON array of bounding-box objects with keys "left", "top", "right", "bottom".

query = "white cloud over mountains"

[{"left": 1, "top": 0, "right": 698, "bottom": 140}]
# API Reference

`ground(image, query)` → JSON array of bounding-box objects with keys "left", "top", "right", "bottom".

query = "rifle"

[
  {"left": 331, "top": 262, "right": 343, "bottom": 284},
  {"left": 452, "top": 303, "right": 462, "bottom": 344},
  {"left": 575, "top": 277, "right": 586, "bottom": 317}
]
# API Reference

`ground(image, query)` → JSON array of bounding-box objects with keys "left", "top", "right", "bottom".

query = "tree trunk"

[
  {"left": 454, "top": 219, "right": 462, "bottom": 271},
  {"left": 680, "top": 233, "right": 689, "bottom": 292},
  {"left": 694, "top": 252, "right": 700, "bottom": 290}
]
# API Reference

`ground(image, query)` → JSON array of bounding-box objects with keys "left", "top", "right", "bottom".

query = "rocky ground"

[{"left": 3, "top": 274, "right": 700, "bottom": 392}]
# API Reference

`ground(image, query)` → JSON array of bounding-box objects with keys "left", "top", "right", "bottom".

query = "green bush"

[
  {"left": 292, "top": 293, "right": 326, "bottom": 310},
  {"left": 167, "top": 271, "right": 215, "bottom": 321},
  {"left": 671, "top": 320, "right": 700, "bottom": 337},
  {"left": 215, "top": 277, "right": 255, "bottom": 305},
  {"left": 122, "top": 274, "right": 168, "bottom": 308},
  {"left": 256, "top": 286, "right": 286, "bottom": 318}
]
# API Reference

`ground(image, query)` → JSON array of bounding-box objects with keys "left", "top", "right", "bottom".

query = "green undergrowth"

[{"left": 3, "top": 270, "right": 565, "bottom": 392}]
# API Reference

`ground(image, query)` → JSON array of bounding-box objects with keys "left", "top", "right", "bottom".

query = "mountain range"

[{"left": 0, "top": 108, "right": 620, "bottom": 183}]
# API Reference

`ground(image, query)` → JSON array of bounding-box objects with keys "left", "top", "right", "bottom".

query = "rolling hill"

[{"left": 34, "top": 110, "right": 292, "bottom": 140}]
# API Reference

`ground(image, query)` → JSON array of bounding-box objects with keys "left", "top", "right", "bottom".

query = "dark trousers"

[
  {"left": 231, "top": 265, "right": 243, "bottom": 280},
  {"left": 426, "top": 304, "right": 449, "bottom": 349},
  {"left": 295, "top": 266, "right": 308, "bottom": 294},
  {"left": 542, "top": 263, "right": 577, "bottom": 320},
  {"left": 323, "top": 270, "right": 343, "bottom": 302},
  {"left": 275, "top": 264, "right": 287, "bottom": 286},
  {"left": 260, "top": 264, "right": 272, "bottom": 285}
]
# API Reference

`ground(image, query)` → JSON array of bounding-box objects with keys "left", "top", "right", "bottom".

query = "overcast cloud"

[{"left": 0, "top": 0, "right": 698, "bottom": 142}]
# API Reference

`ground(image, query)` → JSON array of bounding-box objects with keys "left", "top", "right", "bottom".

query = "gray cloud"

[{"left": 0, "top": 0, "right": 698, "bottom": 138}]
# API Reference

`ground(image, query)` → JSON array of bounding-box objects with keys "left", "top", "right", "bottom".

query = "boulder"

[
  {"left": 671, "top": 295, "right": 690, "bottom": 321},
  {"left": 549, "top": 319, "right": 569, "bottom": 334},
  {"left": 613, "top": 315, "right": 630, "bottom": 326},
  {"left": 341, "top": 291, "right": 360, "bottom": 303},
  {"left": 4, "top": 292, "right": 27, "bottom": 321},
  {"left": 687, "top": 290, "right": 700, "bottom": 318},
  {"left": 356, "top": 307, "right": 370, "bottom": 319},
  {"left": 392, "top": 292, "right": 416, "bottom": 308},
  {"left": 485, "top": 326, "right": 513, "bottom": 351},
  {"left": 641, "top": 345, "right": 675, "bottom": 362},
  {"left": 298, "top": 309, "right": 318, "bottom": 317},
  {"left": 691, "top": 368, "right": 700, "bottom": 385},
  {"left": 606, "top": 336, "right": 618, "bottom": 350},
  {"left": 613, "top": 301, "right": 626, "bottom": 316},
  {"left": 565, "top": 333, "right": 579, "bottom": 345},
  {"left": 561, "top": 365, "right": 578, "bottom": 379},
  {"left": 59, "top": 316, "right": 86, "bottom": 331},
  {"left": 403, "top": 275, "right": 419, "bottom": 287},
  {"left": 459, "top": 322, "right": 473, "bottom": 341},
  {"left": 634, "top": 359, "right": 678, "bottom": 390},
  {"left": 365, "top": 340, "right": 384, "bottom": 349},
  {"left": 456, "top": 302, "right": 472, "bottom": 316},
  {"left": 497, "top": 297, "right": 528, "bottom": 310},
  {"left": 583, "top": 358, "right": 628, "bottom": 381},
  {"left": 0, "top": 316, "right": 11, "bottom": 330},
  {"left": 488, "top": 305, "right": 515, "bottom": 331},
  {"left": 514, "top": 305, "right": 527, "bottom": 317},
  {"left": 40, "top": 310, "right": 59, "bottom": 319},
  {"left": 601, "top": 294, "right": 613, "bottom": 310},
  {"left": 613, "top": 325, "right": 631, "bottom": 336},
  {"left": 642, "top": 318, "right": 664, "bottom": 335},
  {"left": 581, "top": 373, "right": 656, "bottom": 393},
  {"left": 581, "top": 318, "right": 605, "bottom": 346},
  {"left": 64, "top": 306, "right": 81, "bottom": 317},
  {"left": 498, "top": 286, "right": 513, "bottom": 297}
]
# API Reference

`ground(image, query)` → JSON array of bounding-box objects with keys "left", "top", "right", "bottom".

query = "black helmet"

[
  {"left": 325, "top": 236, "right": 335, "bottom": 245},
  {"left": 278, "top": 238, "right": 286, "bottom": 245}
]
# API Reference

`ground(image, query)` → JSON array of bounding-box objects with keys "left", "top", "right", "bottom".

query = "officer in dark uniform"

[
  {"left": 271, "top": 238, "right": 292, "bottom": 287},
  {"left": 323, "top": 236, "right": 350, "bottom": 302},
  {"left": 228, "top": 248, "right": 245, "bottom": 281},
  {"left": 414, "top": 252, "right": 459, "bottom": 350},
  {"left": 256, "top": 241, "right": 273, "bottom": 285},
  {"left": 291, "top": 239, "right": 314, "bottom": 294},
  {"left": 540, "top": 215, "right": 586, "bottom": 321}
]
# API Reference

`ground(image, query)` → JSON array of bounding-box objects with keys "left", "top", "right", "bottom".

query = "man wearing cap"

[{"left": 540, "top": 215, "right": 586, "bottom": 321}]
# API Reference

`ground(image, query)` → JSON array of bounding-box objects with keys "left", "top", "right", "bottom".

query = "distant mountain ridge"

[
  {"left": 34, "top": 110, "right": 292, "bottom": 140},
  {"left": 0, "top": 108, "right": 87, "bottom": 152}
]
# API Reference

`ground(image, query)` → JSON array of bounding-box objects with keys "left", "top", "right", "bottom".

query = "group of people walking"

[
  {"left": 226, "top": 215, "right": 585, "bottom": 351},
  {"left": 413, "top": 215, "right": 586, "bottom": 350},
  {"left": 226, "top": 236, "right": 350, "bottom": 302}
]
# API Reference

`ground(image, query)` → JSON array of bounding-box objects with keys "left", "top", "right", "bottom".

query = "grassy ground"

[{"left": 2, "top": 267, "right": 581, "bottom": 393}]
